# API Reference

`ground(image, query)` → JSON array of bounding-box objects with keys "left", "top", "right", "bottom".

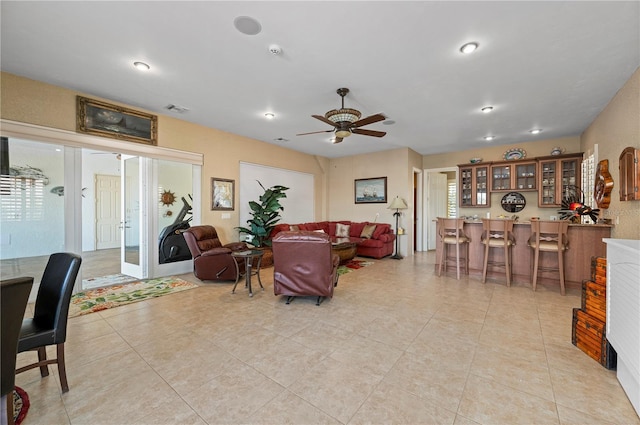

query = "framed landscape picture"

[
  {"left": 355, "top": 177, "right": 387, "bottom": 204},
  {"left": 212, "top": 178, "right": 234, "bottom": 210},
  {"left": 76, "top": 96, "right": 157, "bottom": 145}
]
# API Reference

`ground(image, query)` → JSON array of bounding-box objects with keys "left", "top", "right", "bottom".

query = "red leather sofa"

[{"left": 270, "top": 221, "right": 395, "bottom": 259}]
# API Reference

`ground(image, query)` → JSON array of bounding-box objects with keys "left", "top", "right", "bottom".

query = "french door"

[{"left": 121, "top": 155, "right": 148, "bottom": 279}]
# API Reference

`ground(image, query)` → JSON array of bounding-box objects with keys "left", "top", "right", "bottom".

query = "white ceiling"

[{"left": 1, "top": 1, "right": 638, "bottom": 159}]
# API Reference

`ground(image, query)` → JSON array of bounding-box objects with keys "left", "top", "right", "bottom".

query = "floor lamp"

[{"left": 388, "top": 196, "right": 408, "bottom": 259}]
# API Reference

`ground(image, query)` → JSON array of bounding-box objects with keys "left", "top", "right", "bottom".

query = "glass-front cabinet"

[
  {"left": 491, "top": 161, "right": 537, "bottom": 191},
  {"left": 537, "top": 153, "right": 583, "bottom": 207},
  {"left": 459, "top": 164, "right": 489, "bottom": 207}
]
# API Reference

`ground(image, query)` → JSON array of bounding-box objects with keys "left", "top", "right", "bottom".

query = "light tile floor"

[{"left": 14, "top": 252, "right": 640, "bottom": 425}]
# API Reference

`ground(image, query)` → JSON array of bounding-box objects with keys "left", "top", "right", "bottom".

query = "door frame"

[
  {"left": 424, "top": 166, "right": 458, "bottom": 250},
  {"left": 1, "top": 119, "right": 203, "bottom": 288}
]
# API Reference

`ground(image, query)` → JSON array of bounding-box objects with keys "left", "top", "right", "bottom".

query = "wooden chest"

[
  {"left": 582, "top": 280, "right": 606, "bottom": 322},
  {"left": 591, "top": 256, "right": 606, "bottom": 285},
  {"left": 572, "top": 308, "right": 617, "bottom": 369}
]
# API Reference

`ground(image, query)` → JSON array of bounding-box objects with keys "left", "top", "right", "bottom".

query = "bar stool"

[
  {"left": 481, "top": 218, "right": 516, "bottom": 286},
  {"left": 437, "top": 218, "right": 470, "bottom": 280},
  {"left": 527, "top": 220, "right": 569, "bottom": 295}
]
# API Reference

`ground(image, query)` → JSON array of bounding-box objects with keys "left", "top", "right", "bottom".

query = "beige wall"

[
  {"left": 0, "top": 72, "right": 330, "bottom": 242},
  {"left": 581, "top": 67, "right": 640, "bottom": 240},
  {"left": 328, "top": 148, "right": 408, "bottom": 224}
]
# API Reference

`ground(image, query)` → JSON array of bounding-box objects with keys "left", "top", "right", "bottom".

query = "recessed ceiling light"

[
  {"left": 460, "top": 42, "right": 479, "bottom": 54},
  {"left": 484, "top": 135, "right": 495, "bottom": 141},
  {"left": 273, "top": 137, "right": 289, "bottom": 142},
  {"left": 530, "top": 129, "right": 542, "bottom": 134},
  {"left": 481, "top": 106, "right": 493, "bottom": 113},
  {"left": 383, "top": 120, "right": 396, "bottom": 125},
  {"left": 133, "top": 61, "right": 150, "bottom": 71},
  {"left": 264, "top": 113, "right": 275, "bottom": 119},
  {"left": 234, "top": 16, "right": 262, "bottom": 35}
]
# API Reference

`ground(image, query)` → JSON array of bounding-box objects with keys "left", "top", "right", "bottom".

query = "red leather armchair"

[
  {"left": 183, "top": 225, "right": 248, "bottom": 281},
  {"left": 272, "top": 231, "right": 339, "bottom": 305}
]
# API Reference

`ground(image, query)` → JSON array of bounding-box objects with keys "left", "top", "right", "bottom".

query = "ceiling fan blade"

[
  {"left": 312, "top": 114, "right": 337, "bottom": 127},
  {"left": 352, "top": 128, "right": 387, "bottom": 137},
  {"left": 352, "top": 113, "right": 386, "bottom": 128},
  {"left": 296, "top": 129, "right": 333, "bottom": 136},
  {"left": 332, "top": 137, "right": 344, "bottom": 144}
]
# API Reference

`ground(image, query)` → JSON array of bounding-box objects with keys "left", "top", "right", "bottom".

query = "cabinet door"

[
  {"left": 539, "top": 160, "right": 558, "bottom": 206},
  {"left": 619, "top": 147, "right": 639, "bottom": 201},
  {"left": 475, "top": 166, "right": 489, "bottom": 206},
  {"left": 491, "top": 165, "right": 511, "bottom": 191},
  {"left": 560, "top": 158, "right": 580, "bottom": 199},
  {"left": 459, "top": 167, "right": 473, "bottom": 207},
  {"left": 515, "top": 162, "right": 537, "bottom": 190}
]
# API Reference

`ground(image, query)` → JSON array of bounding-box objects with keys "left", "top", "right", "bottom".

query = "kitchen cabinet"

[
  {"left": 537, "top": 153, "right": 583, "bottom": 207},
  {"left": 490, "top": 161, "right": 537, "bottom": 191},
  {"left": 459, "top": 164, "right": 490, "bottom": 207},
  {"left": 619, "top": 147, "right": 639, "bottom": 201}
]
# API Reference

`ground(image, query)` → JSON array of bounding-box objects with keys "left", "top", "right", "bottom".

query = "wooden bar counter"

[{"left": 435, "top": 220, "right": 612, "bottom": 289}]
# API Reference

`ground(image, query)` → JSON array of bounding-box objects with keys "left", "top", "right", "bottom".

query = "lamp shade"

[{"left": 388, "top": 196, "right": 408, "bottom": 210}]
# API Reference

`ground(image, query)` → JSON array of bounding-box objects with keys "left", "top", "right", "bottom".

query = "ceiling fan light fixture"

[
  {"left": 335, "top": 128, "right": 352, "bottom": 138},
  {"left": 325, "top": 108, "right": 361, "bottom": 124}
]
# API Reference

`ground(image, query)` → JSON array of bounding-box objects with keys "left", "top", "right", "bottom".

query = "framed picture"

[
  {"left": 76, "top": 96, "right": 157, "bottom": 145},
  {"left": 354, "top": 177, "right": 387, "bottom": 204},
  {"left": 212, "top": 178, "right": 234, "bottom": 210}
]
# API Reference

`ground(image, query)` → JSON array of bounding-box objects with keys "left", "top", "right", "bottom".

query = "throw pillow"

[
  {"left": 336, "top": 223, "right": 350, "bottom": 237},
  {"left": 289, "top": 225, "right": 300, "bottom": 231},
  {"left": 360, "top": 224, "right": 376, "bottom": 239}
]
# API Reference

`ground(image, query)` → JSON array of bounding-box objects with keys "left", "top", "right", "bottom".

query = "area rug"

[
  {"left": 337, "top": 259, "right": 374, "bottom": 276},
  {"left": 82, "top": 273, "right": 138, "bottom": 290},
  {"left": 69, "top": 277, "right": 198, "bottom": 317},
  {"left": 13, "top": 386, "right": 29, "bottom": 425}
]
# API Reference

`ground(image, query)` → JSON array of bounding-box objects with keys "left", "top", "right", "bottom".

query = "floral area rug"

[
  {"left": 82, "top": 273, "right": 138, "bottom": 290},
  {"left": 337, "top": 259, "right": 374, "bottom": 276},
  {"left": 69, "top": 277, "right": 198, "bottom": 317}
]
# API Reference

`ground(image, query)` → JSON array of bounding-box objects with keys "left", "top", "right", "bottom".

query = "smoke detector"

[
  {"left": 269, "top": 44, "right": 282, "bottom": 55},
  {"left": 165, "top": 104, "right": 189, "bottom": 113}
]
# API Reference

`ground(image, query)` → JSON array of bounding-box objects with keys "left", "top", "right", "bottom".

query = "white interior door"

[
  {"left": 427, "top": 172, "right": 448, "bottom": 250},
  {"left": 95, "top": 174, "right": 121, "bottom": 249},
  {"left": 121, "top": 155, "right": 147, "bottom": 278}
]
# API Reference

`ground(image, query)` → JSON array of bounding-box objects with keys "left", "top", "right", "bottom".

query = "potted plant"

[{"left": 236, "top": 181, "right": 289, "bottom": 249}]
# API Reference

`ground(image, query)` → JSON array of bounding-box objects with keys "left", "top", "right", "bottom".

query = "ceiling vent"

[{"left": 165, "top": 104, "right": 189, "bottom": 113}]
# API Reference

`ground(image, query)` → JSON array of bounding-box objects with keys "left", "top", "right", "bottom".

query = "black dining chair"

[
  {"left": 1, "top": 277, "right": 34, "bottom": 425},
  {"left": 16, "top": 252, "right": 81, "bottom": 393}
]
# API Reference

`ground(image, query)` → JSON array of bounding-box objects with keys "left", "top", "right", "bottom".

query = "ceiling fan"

[{"left": 297, "top": 88, "right": 387, "bottom": 144}]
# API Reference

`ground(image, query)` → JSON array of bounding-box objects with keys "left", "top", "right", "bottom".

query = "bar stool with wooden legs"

[
  {"left": 437, "top": 217, "right": 470, "bottom": 280},
  {"left": 527, "top": 219, "right": 569, "bottom": 295},
  {"left": 481, "top": 218, "right": 516, "bottom": 286}
]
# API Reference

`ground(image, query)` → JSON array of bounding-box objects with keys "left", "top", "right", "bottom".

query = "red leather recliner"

[
  {"left": 272, "top": 231, "right": 339, "bottom": 305},
  {"left": 183, "top": 225, "right": 248, "bottom": 281}
]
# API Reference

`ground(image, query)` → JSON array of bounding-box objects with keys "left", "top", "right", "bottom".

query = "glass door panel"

[{"left": 121, "top": 155, "right": 145, "bottom": 278}]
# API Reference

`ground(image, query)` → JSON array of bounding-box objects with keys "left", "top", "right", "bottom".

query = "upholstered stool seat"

[
  {"left": 481, "top": 219, "right": 515, "bottom": 286},
  {"left": 437, "top": 218, "right": 470, "bottom": 280}
]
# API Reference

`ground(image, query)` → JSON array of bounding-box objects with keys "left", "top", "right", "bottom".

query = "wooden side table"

[{"left": 231, "top": 250, "right": 264, "bottom": 297}]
